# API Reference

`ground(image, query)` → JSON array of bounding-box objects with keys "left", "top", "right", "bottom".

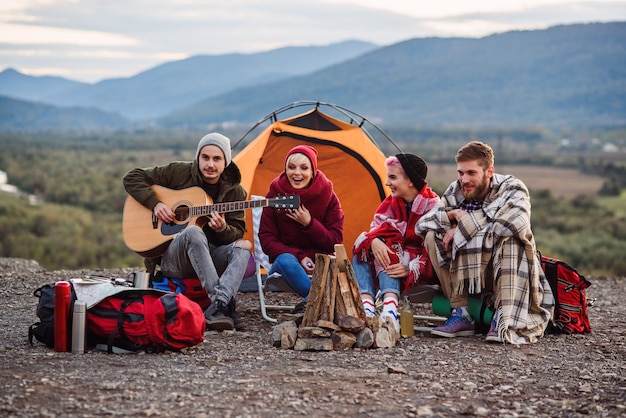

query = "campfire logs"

[{"left": 272, "top": 245, "right": 399, "bottom": 350}]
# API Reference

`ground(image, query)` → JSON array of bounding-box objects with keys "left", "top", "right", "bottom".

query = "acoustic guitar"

[{"left": 123, "top": 185, "right": 300, "bottom": 257}]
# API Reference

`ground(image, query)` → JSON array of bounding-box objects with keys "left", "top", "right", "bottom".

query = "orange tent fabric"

[{"left": 234, "top": 107, "right": 391, "bottom": 259}]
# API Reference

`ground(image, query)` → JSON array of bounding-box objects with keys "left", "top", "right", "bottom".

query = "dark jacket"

[{"left": 123, "top": 159, "right": 247, "bottom": 245}]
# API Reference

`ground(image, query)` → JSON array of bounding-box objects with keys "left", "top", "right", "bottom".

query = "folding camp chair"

[{"left": 252, "top": 196, "right": 298, "bottom": 323}]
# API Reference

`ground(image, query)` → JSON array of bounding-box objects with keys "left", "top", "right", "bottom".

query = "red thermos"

[{"left": 54, "top": 281, "right": 71, "bottom": 352}]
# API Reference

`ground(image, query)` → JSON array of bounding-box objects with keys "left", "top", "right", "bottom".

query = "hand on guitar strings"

[
  {"left": 153, "top": 202, "right": 176, "bottom": 224},
  {"left": 207, "top": 211, "right": 227, "bottom": 232}
]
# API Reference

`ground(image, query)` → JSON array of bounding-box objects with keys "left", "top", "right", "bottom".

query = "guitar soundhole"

[{"left": 174, "top": 206, "right": 190, "bottom": 222}]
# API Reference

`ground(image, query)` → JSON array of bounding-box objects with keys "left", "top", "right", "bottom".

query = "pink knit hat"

[{"left": 285, "top": 145, "right": 318, "bottom": 173}]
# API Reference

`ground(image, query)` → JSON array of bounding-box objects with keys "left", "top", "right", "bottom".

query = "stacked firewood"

[{"left": 271, "top": 245, "right": 399, "bottom": 350}]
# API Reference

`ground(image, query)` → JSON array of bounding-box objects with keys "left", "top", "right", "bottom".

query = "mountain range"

[{"left": 0, "top": 22, "right": 624, "bottom": 131}]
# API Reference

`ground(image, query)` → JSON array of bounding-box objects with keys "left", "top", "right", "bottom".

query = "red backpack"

[
  {"left": 540, "top": 256, "right": 592, "bottom": 334},
  {"left": 86, "top": 290, "right": 205, "bottom": 353}
]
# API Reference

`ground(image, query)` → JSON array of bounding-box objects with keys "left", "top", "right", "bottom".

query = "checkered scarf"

[{"left": 416, "top": 174, "right": 554, "bottom": 344}]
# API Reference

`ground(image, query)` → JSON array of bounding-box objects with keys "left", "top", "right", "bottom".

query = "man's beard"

[{"left": 462, "top": 173, "right": 489, "bottom": 201}]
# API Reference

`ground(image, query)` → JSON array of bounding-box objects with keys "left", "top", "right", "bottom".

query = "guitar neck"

[
  {"left": 190, "top": 199, "right": 268, "bottom": 217},
  {"left": 123, "top": 187, "right": 299, "bottom": 258}
]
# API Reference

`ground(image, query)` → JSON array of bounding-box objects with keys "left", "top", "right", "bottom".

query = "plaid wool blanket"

[{"left": 416, "top": 174, "right": 554, "bottom": 344}]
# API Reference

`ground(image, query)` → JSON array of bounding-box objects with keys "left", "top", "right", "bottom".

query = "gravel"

[{"left": 0, "top": 257, "right": 624, "bottom": 417}]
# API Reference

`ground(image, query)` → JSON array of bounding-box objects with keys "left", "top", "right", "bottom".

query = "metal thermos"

[{"left": 71, "top": 300, "right": 86, "bottom": 354}]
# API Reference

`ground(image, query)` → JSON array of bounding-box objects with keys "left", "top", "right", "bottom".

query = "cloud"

[{"left": 1, "top": 0, "right": 625, "bottom": 82}]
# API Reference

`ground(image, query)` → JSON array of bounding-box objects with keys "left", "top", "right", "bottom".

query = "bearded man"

[{"left": 416, "top": 141, "right": 554, "bottom": 344}]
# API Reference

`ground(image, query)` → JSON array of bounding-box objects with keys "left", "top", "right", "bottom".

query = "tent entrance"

[{"left": 234, "top": 102, "right": 402, "bottom": 258}]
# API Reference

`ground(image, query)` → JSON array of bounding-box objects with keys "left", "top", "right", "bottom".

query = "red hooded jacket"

[{"left": 259, "top": 170, "right": 344, "bottom": 263}]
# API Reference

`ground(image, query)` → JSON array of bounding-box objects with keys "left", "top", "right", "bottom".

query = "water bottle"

[
  {"left": 400, "top": 294, "right": 414, "bottom": 338},
  {"left": 54, "top": 281, "right": 71, "bottom": 352},
  {"left": 71, "top": 300, "right": 86, "bottom": 354}
]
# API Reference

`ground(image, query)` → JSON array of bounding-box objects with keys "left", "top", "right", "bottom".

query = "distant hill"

[
  {"left": 0, "top": 95, "right": 128, "bottom": 131},
  {"left": 0, "top": 41, "right": 378, "bottom": 121},
  {"left": 1, "top": 23, "right": 624, "bottom": 131},
  {"left": 0, "top": 69, "right": 86, "bottom": 103},
  {"left": 161, "top": 22, "right": 626, "bottom": 129}
]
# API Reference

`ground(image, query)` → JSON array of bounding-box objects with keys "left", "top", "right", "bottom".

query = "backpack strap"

[
  {"left": 28, "top": 322, "right": 40, "bottom": 346},
  {"left": 106, "top": 299, "right": 134, "bottom": 354},
  {"left": 159, "top": 293, "right": 179, "bottom": 345},
  {"left": 542, "top": 258, "right": 560, "bottom": 302}
]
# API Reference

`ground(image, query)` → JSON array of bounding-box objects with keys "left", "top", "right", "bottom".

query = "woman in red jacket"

[
  {"left": 352, "top": 153, "right": 440, "bottom": 333},
  {"left": 259, "top": 145, "right": 344, "bottom": 313}
]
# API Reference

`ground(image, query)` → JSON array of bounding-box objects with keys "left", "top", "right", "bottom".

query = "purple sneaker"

[
  {"left": 431, "top": 314, "right": 475, "bottom": 338},
  {"left": 485, "top": 318, "right": 503, "bottom": 343}
]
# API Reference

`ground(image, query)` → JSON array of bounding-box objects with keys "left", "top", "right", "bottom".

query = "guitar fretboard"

[
  {"left": 189, "top": 197, "right": 298, "bottom": 217},
  {"left": 190, "top": 199, "right": 266, "bottom": 216}
]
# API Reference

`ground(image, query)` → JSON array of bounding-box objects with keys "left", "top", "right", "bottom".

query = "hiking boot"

[
  {"left": 204, "top": 300, "right": 234, "bottom": 331},
  {"left": 431, "top": 313, "right": 475, "bottom": 338},
  {"left": 291, "top": 300, "right": 307, "bottom": 315},
  {"left": 485, "top": 318, "right": 503, "bottom": 343},
  {"left": 227, "top": 299, "right": 244, "bottom": 330}
]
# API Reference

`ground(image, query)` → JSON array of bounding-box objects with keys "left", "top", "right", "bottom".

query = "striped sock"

[
  {"left": 362, "top": 297, "right": 377, "bottom": 318},
  {"left": 381, "top": 296, "right": 400, "bottom": 333},
  {"left": 382, "top": 296, "right": 399, "bottom": 320}
]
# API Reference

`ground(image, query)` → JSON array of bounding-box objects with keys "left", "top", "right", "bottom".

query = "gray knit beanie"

[{"left": 196, "top": 133, "right": 232, "bottom": 166}]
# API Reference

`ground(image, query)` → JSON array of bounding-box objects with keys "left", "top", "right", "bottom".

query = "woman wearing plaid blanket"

[
  {"left": 416, "top": 141, "right": 554, "bottom": 344},
  {"left": 352, "top": 153, "right": 440, "bottom": 334}
]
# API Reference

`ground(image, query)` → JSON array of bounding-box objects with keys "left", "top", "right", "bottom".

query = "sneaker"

[
  {"left": 431, "top": 314, "right": 475, "bottom": 338},
  {"left": 485, "top": 318, "right": 503, "bottom": 343},
  {"left": 227, "top": 299, "right": 244, "bottom": 330},
  {"left": 204, "top": 300, "right": 234, "bottom": 331},
  {"left": 291, "top": 300, "right": 307, "bottom": 315}
]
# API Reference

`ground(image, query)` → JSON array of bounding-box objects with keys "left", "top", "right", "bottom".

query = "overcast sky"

[{"left": 1, "top": 0, "right": 625, "bottom": 83}]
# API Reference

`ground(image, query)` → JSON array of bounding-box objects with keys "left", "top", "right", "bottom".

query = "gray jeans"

[{"left": 160, "top": 225, "right": 250, "bottom": 305}]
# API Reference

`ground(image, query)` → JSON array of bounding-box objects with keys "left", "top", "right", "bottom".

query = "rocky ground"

[{"left": 0, "top": 257, "right": 624, "bottom": 418}]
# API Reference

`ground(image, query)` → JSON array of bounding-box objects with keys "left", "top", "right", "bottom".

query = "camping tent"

[{"left": 233, "top": 102, "right": 400, "bottom": 259}]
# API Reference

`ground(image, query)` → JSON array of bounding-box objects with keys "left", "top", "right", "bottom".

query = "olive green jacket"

[{"left": 123, "top": 159, "right": 247, "bottom": 246}]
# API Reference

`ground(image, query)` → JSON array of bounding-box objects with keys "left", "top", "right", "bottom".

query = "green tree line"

[{"left": 1, "top": 131, "right": 624, "bottom": 276}]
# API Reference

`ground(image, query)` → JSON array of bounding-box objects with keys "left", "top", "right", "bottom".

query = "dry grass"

[{"left": 427, "top": 164, "right": 604, "bottom": 200}]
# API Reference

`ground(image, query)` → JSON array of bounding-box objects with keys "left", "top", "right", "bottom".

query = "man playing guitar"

[{"left": 123, "top": 132, "right": 252, "bottom": 331}]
